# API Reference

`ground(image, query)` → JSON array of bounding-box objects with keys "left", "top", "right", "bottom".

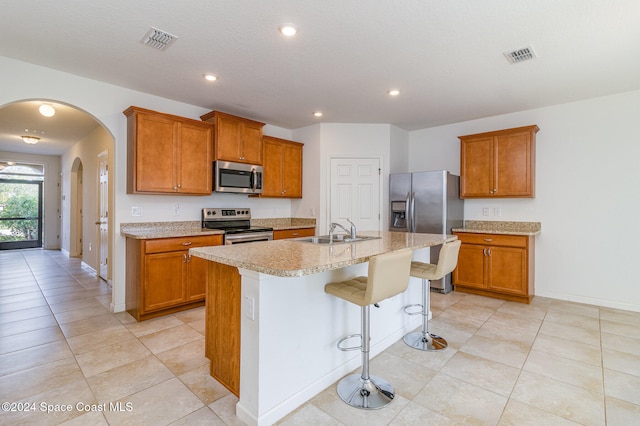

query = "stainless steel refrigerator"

[{"left": 389, "top": 170, "right": 463, "bottom": 293}]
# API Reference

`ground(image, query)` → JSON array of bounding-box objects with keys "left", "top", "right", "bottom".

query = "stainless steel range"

[{"left": 202, "top": 208, "right": 273, "bottom": 245}]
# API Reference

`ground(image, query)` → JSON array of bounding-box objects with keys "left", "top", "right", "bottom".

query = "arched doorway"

[
  {"left": 0, "top": 99, "right": 115, "bottom": 284},
  {"left": 69, "top": 158, "right": 83, "bottom": 257}
]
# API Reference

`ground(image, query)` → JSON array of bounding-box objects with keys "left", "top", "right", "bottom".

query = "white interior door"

[
  {"left": 98, "top": 151, "right": 108, "bottom": 281},
  {"left": 329, "top": 157, "right": 381, "bottom": 233}
]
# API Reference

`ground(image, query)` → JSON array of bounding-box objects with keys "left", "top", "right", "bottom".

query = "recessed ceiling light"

[
  {"left": 279, "top": 25, "right": 297, "bottom": 37},
  {"left": 313, "top": 111, "right": 323, "bottom": 117},
  {"left": 39, "top": 104, "right": 55, "bottom": 117},
  {"left": 388, "top": 89, "right": 400, "bottom": 96},
  {"left": 204, "top": 74, "right": 218, "bottom": 82}
]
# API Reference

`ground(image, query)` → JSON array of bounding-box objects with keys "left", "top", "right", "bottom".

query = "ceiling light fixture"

[
  {"left": 204, "top": 74, "right": 218, "bottom": 82},
  {"left": 313, "top": 111, "right": 323, "bottom": 117},
  {"left": 279, "top": 25, "right": 297, "bottom": 37},
  {"left": 388, "top": 89, "right": 400, "bottom": 96},
  {"left": 39, "top": 104, "right": 55, "bottom": 117},
  {"left": 22, "top": 135, "right": 40, "bottom": 144}
]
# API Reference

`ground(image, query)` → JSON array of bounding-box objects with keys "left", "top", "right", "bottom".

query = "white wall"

[
  {"left": 409, "top": 90, "right": 640, "bottom": 312},
  {"left": 0, "top": 56, "right": 294, "bottom": 313},
  {"left": 295, "top": 123, "right": 393, "bottom": 234},
  {"left": 0, "top": 150, "right": 61, "bottom": 249},
  {"left": 60, "top": 125, "right": 112, "bottom": 271}
]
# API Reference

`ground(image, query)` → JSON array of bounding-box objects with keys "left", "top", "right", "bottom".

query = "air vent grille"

[
  {"left": 141, "top": 27, "right": 178, "bottom": 51},
  {"left": 504, "top": 46, "right": 536, "bottom": 64}
]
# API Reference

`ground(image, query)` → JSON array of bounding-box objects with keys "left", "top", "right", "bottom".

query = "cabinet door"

[
  {"left": 495, "top": 131, "right": 533, "bottom": 197},
  {"left": 460, "top": 136, "right": 493, "bottom": 197},
  {"left": 135, "top": 113, "right": 176, "bottom": 193},
  {"left": 282, "top": 142, "right": 303, "bottom": 198},
  {"left": 261, "top": 139, "right": 283, "bottom": 196},
  {"left": 215, "top": 116, "right": 243, "bottom": 161},
  {"left": 177, "top": 122, "right": 213, "bottom": 194},
  {"left": 186, "top": 254, "right": 208, "bottom": 301},
  {"left": 143, "top": 251, "right": 186, "bottom": 312},
  {"left": 240, "top": 122, "right": 263, "bottom": 164},
  {"left": 453, "top": 243, "right": 486, "bottom": 289},
  {"left": 487, "top": 246, "right": 527, "bottom": 295}
]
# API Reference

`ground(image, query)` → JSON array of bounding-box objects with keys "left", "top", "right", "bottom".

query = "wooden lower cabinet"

[
  {"left": 273, "top": 227, "right": 315, "bottom": 240},
  {"left": 205, "top": 262, "right": 241, "bottom": 396},
  {"left": 126, "top": 234, "right": 223, "bottom": 321},
  {"left": 453, "top": 232, "right": 534, "bottom": 303}
]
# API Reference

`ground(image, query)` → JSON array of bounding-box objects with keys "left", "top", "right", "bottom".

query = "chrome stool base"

[
  {"left": 403, "top": 330, "right": 447, "bottom": 351},
  {"left": 336, "top": 374, "right": 394, "bottom": 409}
]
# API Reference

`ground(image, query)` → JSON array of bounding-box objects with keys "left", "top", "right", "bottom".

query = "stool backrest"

[
  {"left": 433, "top": 240, "right": 462, "bottom": 279},
  {"left": 365, "top": 249, "right": 413, "bottom": 305}
]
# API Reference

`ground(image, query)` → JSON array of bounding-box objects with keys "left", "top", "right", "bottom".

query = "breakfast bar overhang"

[{"left": 191, "top": 231, "right": 456, "bottom": 425}]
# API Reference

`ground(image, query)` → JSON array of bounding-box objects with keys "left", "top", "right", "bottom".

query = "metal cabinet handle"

[
  {"left": 187, "top": 254, "right": 191, "bottom": 263},
  {"left": 182, "top": 242, "right": 192, "bottom": 246},
  {"left": 483, "top": 238, "right": 492, "bottom": 242},
  {"left": 487, "top": 248, "right": 492, "bottom": 256},
  {"left": 183, "top": 253, "right": 187, "bottom": 262}
]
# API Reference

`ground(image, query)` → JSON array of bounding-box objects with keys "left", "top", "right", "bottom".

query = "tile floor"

[{"left": 1, "top": 249, "right": 639, "bottom": 425}]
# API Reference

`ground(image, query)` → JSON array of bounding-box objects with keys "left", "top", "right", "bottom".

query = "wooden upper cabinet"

[
  {"left": 200, "top": 110, "right": 265, "bottom": 165},
  {"left": 261, "top": 136, "right": 303, "bottom": 198},
  {"left": 459, "top": 125, "right": 538, "bottom": 198},
  {"left": 124, "top": 106, "right": 213, "bottom": 195}
]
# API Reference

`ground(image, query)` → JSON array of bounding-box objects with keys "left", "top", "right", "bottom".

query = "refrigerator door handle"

[
  {"left": 405, "top": 192, "right": 411, "bottom": 232},
  {"left": 411, "top": 192, "right": 417, "bottom": 233}
]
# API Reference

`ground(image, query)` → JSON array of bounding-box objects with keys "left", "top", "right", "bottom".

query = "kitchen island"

[{"left": 190, "top": 231, "right": 455, "bottom": 426}]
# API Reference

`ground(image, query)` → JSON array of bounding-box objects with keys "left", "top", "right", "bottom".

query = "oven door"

[
  {"left": 224, "top": 231, "right": 273, "bottom": 245},
  {"left": 214, "top": 161, "right": 263, "bottom": 194}
]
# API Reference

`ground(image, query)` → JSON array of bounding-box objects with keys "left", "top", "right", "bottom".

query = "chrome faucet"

[{"left": 330, "top": 219, "right": 357, "bottom": 240}]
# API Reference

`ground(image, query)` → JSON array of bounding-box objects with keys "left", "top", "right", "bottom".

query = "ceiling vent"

[
  {"left": 141, "top": 27, "right": 178, "bottom": 51},
  {"left": 504, "top": 46, "right": 536, "bottom": 64}
]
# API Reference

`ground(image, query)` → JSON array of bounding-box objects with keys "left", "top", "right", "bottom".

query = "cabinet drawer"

[
  {"left": 454, "top": 232, "right": 527, "bottom": 248},
  {"left": 145, "top": 235, "right": 223, "bottom": 254},
  {"left": 273, "top": 228, "right": 315, "bottom": 240}
]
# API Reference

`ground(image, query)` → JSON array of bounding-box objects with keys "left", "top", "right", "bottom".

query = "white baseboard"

[{"left": 535, "top": 290, "right": 640, "bottom": 313}]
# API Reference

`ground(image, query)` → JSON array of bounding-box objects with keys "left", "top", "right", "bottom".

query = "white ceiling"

[{"left": 1, "top": 0, "right": 640, "bottom": 155}]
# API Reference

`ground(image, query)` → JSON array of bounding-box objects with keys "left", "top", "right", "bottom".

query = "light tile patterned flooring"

[{"left": 1, "top": 249, "right": 639, "bottom": 425}]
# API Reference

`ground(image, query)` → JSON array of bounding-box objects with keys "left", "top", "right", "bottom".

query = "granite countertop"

[
  {"left": 452, "top": 220, "right": 541, "bottom": 236},
  {"left": 121, "top": 217, "right": 316, "bottom": 239},
  {"left": 251, "top": 217, "right": 316, "bottom": 230},
  {"left": 190, "top": 231, "right": 456, "bottom": 277},
  {"left": 120, "top": 221, "right": 224, "bottom": 239}
]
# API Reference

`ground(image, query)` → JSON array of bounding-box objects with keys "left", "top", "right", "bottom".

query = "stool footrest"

[
  {"left": 402, "top": 303, "right": 424, "bottom": 316},
  {"left": 337, "top": 334, "right": 362, "bottom": 351}
]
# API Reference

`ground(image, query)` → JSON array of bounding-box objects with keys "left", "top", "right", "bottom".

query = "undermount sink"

[{"left": 296, "top": 234, "right": 380, "bottom": 244}]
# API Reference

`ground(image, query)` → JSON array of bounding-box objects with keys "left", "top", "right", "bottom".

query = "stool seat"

[
  {"left": 324, "top": 277, "right": 368, "bottom": 306},
  {"left": 325, "top": 249, "right": 413, "bottom": 410},
  {"left": 410, "top": 261, "right": 438, "bottom": 280},
  {"left": 403, "top": 240, "right": 461, "bottom": 351}
]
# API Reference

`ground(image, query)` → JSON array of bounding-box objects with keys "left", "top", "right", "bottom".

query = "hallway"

[{"left": 1, "top": 249, "right": 640, "bottom": 425}]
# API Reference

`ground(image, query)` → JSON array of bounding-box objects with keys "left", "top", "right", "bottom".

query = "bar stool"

[
  {"left": 403, "top": 240, "right": 461, "bottom": 351},
  {"left": 324, "top": 249, "right": 413, "bottom": 409}
]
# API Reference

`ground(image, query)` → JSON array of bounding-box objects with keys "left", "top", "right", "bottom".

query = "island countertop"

[{"left": 190, "top": 231, "right": 456, "bottom": 277}]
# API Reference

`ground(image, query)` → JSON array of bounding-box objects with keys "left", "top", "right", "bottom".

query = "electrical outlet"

[
  {"left": 494, "top": 208, "right": 502, "bottom": 217},
  {"left": 174, "top": 203, "right": 180, "bottom": 216},
  {"left": 131, "top": 206, "right": 143, "bottom": 216},
  {"left": 483, "top": 207, "right": 489, "bottom": 216},
  {"left": 244, "top": 296, "right": 255, "bottom": 320},
  {"left": 88, "top": 242, "right": 92, "bottom": 251}
]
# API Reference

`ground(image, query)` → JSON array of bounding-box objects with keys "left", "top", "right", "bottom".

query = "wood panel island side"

[{"left": 190, "top": 231, "right": 456, "bottom": 426}]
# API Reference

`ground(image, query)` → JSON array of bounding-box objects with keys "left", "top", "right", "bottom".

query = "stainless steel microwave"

[{"left": 213, "top": 161, "right": 263, "bottom": 194}]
